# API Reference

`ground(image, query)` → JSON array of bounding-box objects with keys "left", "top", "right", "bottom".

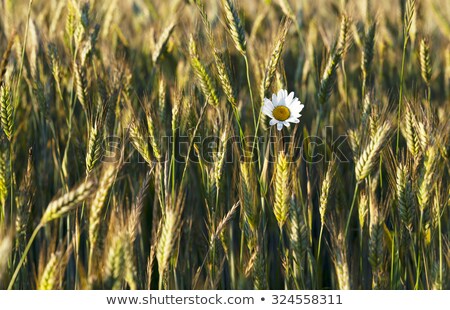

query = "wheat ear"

[
  {"left": 419, "top": 38, "right": 432, "bottom": 86},
  {"left": 396, "top": 163, "right": 414, "bottom": 230},
  {"left": 221, "top": 0, "right": 246, "bottom": 56},
  {"left": 42, "top": 178, "right": 96, "bottom": 224},
  {"left": 274, "top": 151, "right": 290, "bottom": 229},
  {"left": 38, "top": 253, "right": 60, "bottom": 290},
  {"left": 0, "top": 84, "right": 14, "bottom": 141},
  {"left": 318, "top": 14, "right": 350, "bottom": 106},
  {"left": 188, "top": 35, "right": 219, "bottom": 107},
  {"left": 355, "top": 122, "right": 391, "bottom": 182},
  {"left": 89, "top": 164, "right": 117, "bottom": 271}
]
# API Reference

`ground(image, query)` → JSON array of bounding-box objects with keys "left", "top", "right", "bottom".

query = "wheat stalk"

[
  {"left": 318, "top": 14, "right": 350, "bottom": 106},
  {"left": 0, "top": 140, "right": 10, "bottom": 211},
  {"left": 74, "top": 61, "right": 89, "bottom": 114},
  {"left": 152, "top": 20, "right": 176, "bottom": 64},
  {"left": 402, "top": 105, "right": 420, "bottom": 157},
  {"left": 361, "top": 22, "right": 376, "bottom": 93},
  {"left": 89, "top": 164, "right": 117, "bottom": 271},
  {"left": 123, "top": 239, "right": 137, "bottom": 290},
  {"left": 358, "top": 192, "right": 368, "bottom": 230},
  {"left": 128, "top": 119, "right": 153, "bottom": 166},
  {"left": 418, "top": 146, "right": 438, "bottom": 211},
  {"left": 85, "top": 122, "right": 103, "bottom": 175},
  {"left": 355, "top": 122, "right": 392, "bottom": 182},
  {"left": 319, "top": 162, "right": 334, "bottom": 224},
  {"left": 252, "top": 247, "right": 266, "bottom": 289},
  {"left": 396, "top": 163, "right": 414, "bottom": 230},
  {"left": 41, "top": 178, "right": 96, "bottom": 224},
  {"left": 221, "top": 0, "right": 246, "bottom": 56},
  {"left": 196, "top": 1, "right": 237, "bottom": 107},
  {"left": 105, "top": 233, "right": 126, "bottom": 290},
  {"left": 38, "top": 253, "right": 60, "bottom": 290},
  {"left": 274, "top": 151, "right": 290, "bottom": 229},
  {"left": 260, "top": 19, "right": 291, "bottom": 101},
  {"left": 156, "top": 208, "right": 180, "bottom": 289},
  {"left": 239, "top": 162, "right": 257, "bottom": 232},
  {"left": 0, "top": 231, "right": 12, "bottom": 282},
  {"left": 419, "top": 38, "right": 432, "bottom": 86},
  {"left": 188, "top": 35, "right": 219, "bottom": 107},
  {"left": 0, "top": 32, "right": 14, "bottom": 86},
  {"left": 288, "top": 201, "right": 308, "bottom": 286},
  {"left": 0, "top": 84, "right": 13, "bottom": 141}
]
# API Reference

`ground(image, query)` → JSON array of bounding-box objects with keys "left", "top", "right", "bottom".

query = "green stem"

[
  {"left": 437, "top": 188, "right": 443, "bottom": 289},
  {"left": 171, "top": 127, "right": 176, "bottom": 203},
  {"left": 316, "top": 224, "right": 324, "bottom": 262},
  {"left": 15, "top": 0, "right": 33, "bottom": 98},
  {"left": 180, "top": 102, "right": 207, "bottom": 186},
  {"left": 243, "top": 55, "right": 256, "bottom": 131},
  {"left": 231, "top": 105, "right": 246, "bottom": 151},
  {"left": 158, "top": 272, "right": 164, "bottom": 290},
  {"left": 8, "top": 223, "right": 43, "bottom": 289},
  {"left": 9, "top": 142, "right": 13, "bottom": 226},
  {"left": 396, "top": 39, "right": 408, "bottom": 156},
  {"left": 345, "top": 182, "right": 359, "bottom": 238},
  {"left": 9, "top": 0, "right": 33, "bottom": 228},
  {"left": 390, "top": 227, "right": 396, "bottom": 288},
  {"left": 414, "top": 210, "right": 423, "bottom": 289}
]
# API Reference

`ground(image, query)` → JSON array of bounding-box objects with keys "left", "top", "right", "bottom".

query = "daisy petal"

[
  {"left": 272, "top": 93, "right": 278, "bottom": 105},
  {"left": 287, "top": 98, "right": 299, "bottom": 108},
  {"left": 269, "top": 118, "right": 278, "bottom": 126},
  {"left": 277, "top": 89, "right": 285, "bottom": 99},
  {"left": 286, "top": 92, "right": 294, "bottom": 104},
  {"left": 264, "top": 98, "right": 274, "bottom": 110},
  {"left": 277, "top": 122, "right": 283, "bottom": 131},
  {"left": 262, "top": 106, "right": 273, "bottom": 117},
  {"left": 283, "top": 121, "right": 290, "bottom": 127}
]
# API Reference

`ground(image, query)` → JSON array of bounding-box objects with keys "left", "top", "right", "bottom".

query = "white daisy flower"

[{"left": 262, "top": 89, "right": 304, "bottom": 131}]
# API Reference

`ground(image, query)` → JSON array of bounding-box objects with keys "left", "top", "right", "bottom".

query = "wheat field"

[{"left": 0, "top": 0, "right": 449, "bottom": 290}]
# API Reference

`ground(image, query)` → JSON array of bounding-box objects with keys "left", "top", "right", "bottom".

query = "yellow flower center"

[{"left": 272, "top": 106, "right": 290, "bottom": 121}]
